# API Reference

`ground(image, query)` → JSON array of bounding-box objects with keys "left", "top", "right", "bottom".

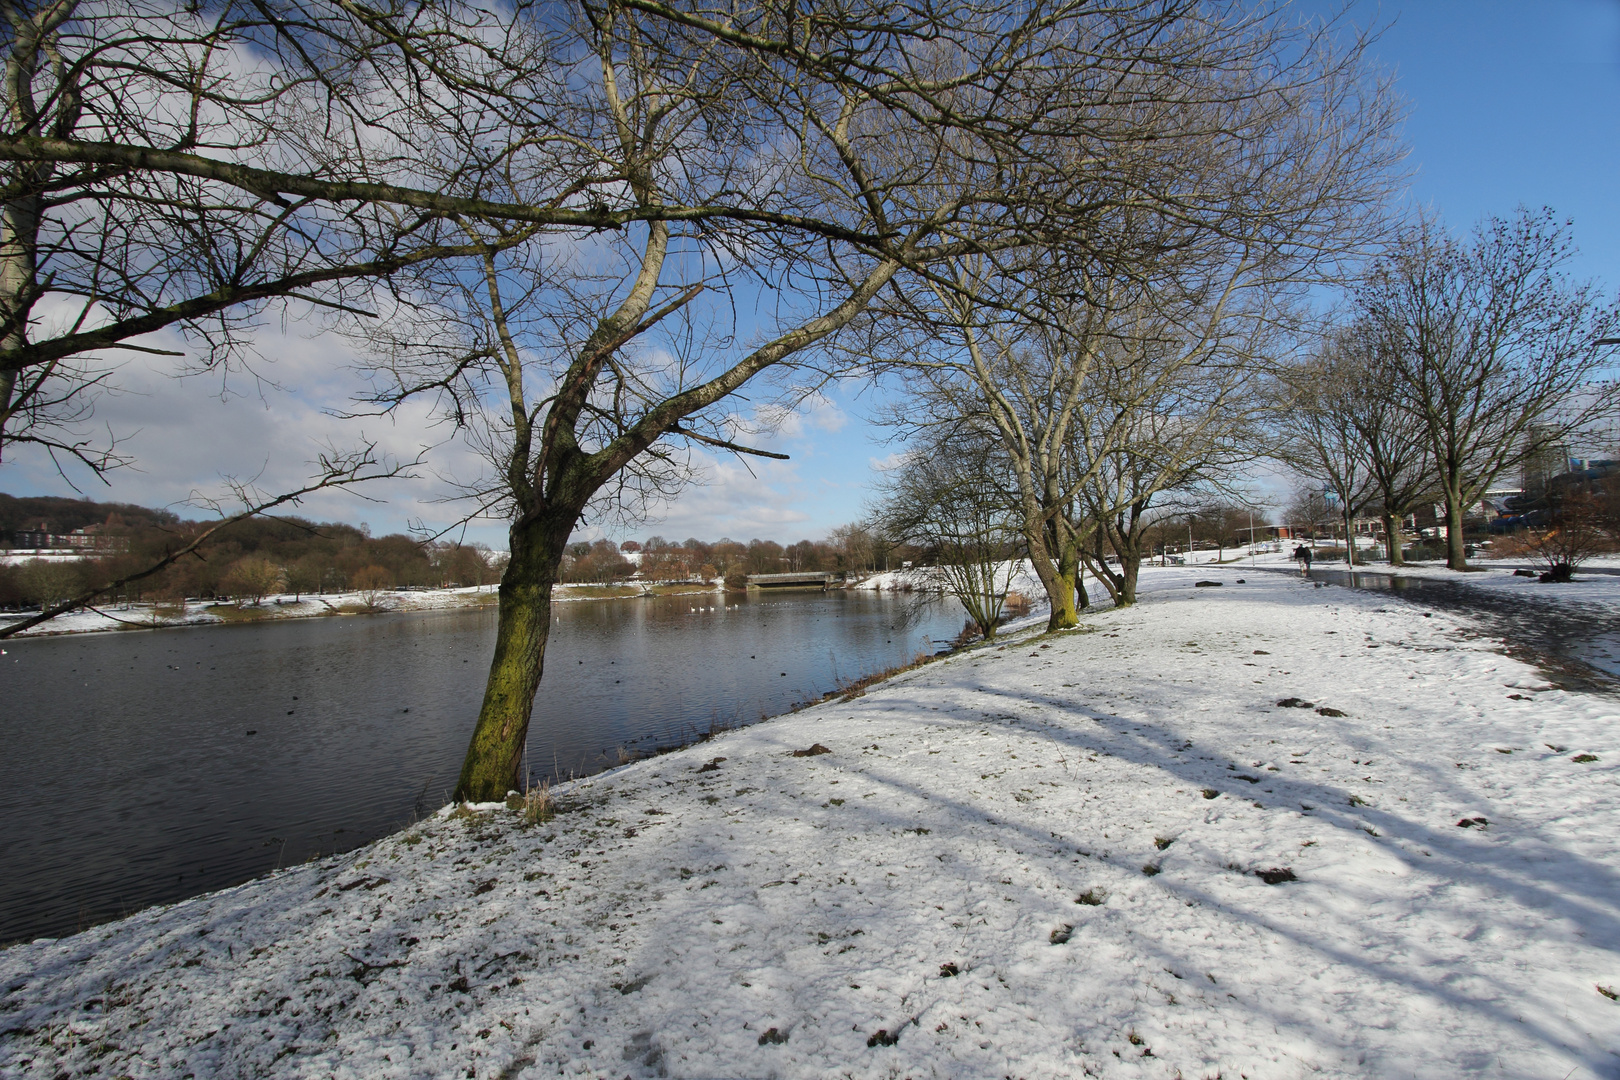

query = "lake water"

[{"left": 0, "top": 589, "right": 962, "bottom": 944}]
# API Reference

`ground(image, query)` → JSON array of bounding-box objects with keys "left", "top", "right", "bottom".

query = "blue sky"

[
  {"left": 9, "top": 1, "right": 1620, "bottom": 548},
  {"left": 726, "top": 0, "right": 1620, "bottom": 542}
]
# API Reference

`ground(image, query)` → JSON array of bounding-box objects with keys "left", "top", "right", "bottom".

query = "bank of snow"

[
  {"left": 854, "top": 559, "right": 1045, "bottom": 597},
  {"left": 3, "top": 567, "right": 1618, "bottom": 1079}
]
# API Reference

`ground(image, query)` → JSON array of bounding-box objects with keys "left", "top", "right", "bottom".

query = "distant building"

[{"left": 8, "top": 520, "right": 125, "bottom": 552}]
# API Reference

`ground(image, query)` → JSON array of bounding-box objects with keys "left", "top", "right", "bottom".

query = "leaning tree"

[{"left": 355, "top": 0, "right": 1222, "bottom": 799}]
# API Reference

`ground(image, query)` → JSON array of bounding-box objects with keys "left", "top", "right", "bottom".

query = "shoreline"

[
  {"left": 3, "top": 565, "right": 1615, "bottom": 1077},
  {"left": 0, "top": 581, "right": 733, "bottom": 639}
]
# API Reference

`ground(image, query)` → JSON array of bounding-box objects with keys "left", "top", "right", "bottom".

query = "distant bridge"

[{"left": 745, "top": 572, "right": 837, "bottom": 591}]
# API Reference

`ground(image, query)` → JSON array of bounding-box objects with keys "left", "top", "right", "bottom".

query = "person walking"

[{"left": 1293, "top": 543, "right": 1313, "bottom": 575}]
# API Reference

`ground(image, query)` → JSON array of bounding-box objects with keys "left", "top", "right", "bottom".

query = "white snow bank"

[
  {"left": 0, "top": 585, "right": 500, "bottom": 637},
  {"left": 2, "top": 567, "right": 1617, "bottom": 1078},
  {"left": 854, "top": 559, "right": 1046, "bottom": 598}
]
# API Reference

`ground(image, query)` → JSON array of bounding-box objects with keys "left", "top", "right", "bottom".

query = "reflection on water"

[{"left": 0, "top": 590, "right": 961, "bottom": 943}]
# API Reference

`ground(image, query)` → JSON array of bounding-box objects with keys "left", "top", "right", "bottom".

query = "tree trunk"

[
  {"left": 1343, "top": 507, "right": 1355, "bottom": 566},
  {"left": 454, "top": 513, "right": 569, "bottom": 802},
  {"left": 1119, "top": 551, "right": 1141, "bottom": 605},
  {"left": 1048, "top": 565, "right": 1079, "bottom": 629},
  {"left": 1084, "top": 548, "right": 1122, "bottom": 606},
  {"left": 0, "top": 189, "right": 40, "bottom": 448},
  {"left": 1445, "top": 494, "right": 1469, "bottom": 570},
  {"left": 1021, "top": 512, "right": 1075, "bottom": 631},
  {"left": 1048, "top": 539, "right": 1080, "bottom": 630},
  {"left": 1383, "top": 511, "right": 1404, "bottom": 565}
]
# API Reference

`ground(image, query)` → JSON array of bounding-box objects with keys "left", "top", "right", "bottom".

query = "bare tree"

[
  {"left": 864, "top": 3, "right": 1398, "bottom": 627},
  {"left": 1526, "top": 489, "right": 1614, "bottom": 582},
  {"left": 1357, "top": 208, "right": 1620, "bottom": 570},
  {"left": 348, "top": 1, "right": 1190, "bottom": 799},
  {"left": 15, "top": 556, "right": 78, "bottom": 609},
  {"left": 350, "top": 564, "right": 393, "bottom": 610},
  {"left": 1274, "top": 334, "right": 1378, "bottom": 565},
  {"left": 1337, "top": 322, "right": 1438, "bottom": 565},
  {"left": 1077, "top": 330, "right": 1267, "bottom": 605},
  {"left": 872, "top": 440, "right": 1019, "bottom": 641},
  {"left": 0, "top": 2, "right": 586, "bottom": 472},
  {"left": 828, "top": 522, "right": 875, "bottom": 576}
]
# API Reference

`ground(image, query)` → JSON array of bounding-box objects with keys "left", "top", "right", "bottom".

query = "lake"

[{"left": 0, "top": 589, "right": 962, "bottom": 944}]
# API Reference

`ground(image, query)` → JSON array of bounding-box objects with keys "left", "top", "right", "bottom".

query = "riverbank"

[
  {"left": 0, "top": 580, "right": 725, "bottom": 637},
  {"left": 3, "top": 565, "right": 1617, "bottom": 1078}
]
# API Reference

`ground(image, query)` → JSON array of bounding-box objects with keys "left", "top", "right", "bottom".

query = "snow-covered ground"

[
  {"left": 853, "top": 559, "right": 1046, "bottom": 598},
  {"left": 0, "top": 585, "right": 501, "bottom": 636},
  {"left": 0, "top": 578, "right": 726, "bottom": 637},
  {"left": 2, "top": 566, "right": 1617, "bottom": 1078},
  {"left": 0, "top": 549, "right": 88, "bottom": 566}
]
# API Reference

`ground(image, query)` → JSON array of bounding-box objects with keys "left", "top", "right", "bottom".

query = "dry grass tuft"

[{"left": 523, "top": 781, "right": 554, "bottom": 825}]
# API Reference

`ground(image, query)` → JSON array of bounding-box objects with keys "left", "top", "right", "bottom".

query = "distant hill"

[
  {"left": 0, "top": 493, "right": 179, "bottom": 544},
  {"left": 0, "top": 493, "right": 501, "bottom": 606}
]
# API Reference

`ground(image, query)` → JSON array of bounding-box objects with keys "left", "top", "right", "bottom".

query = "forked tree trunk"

[{"left": 454, "top": 512, "right": 571, "bottom": 801}]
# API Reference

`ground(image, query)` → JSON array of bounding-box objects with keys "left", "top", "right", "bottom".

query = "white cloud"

[
  {"left": 588, "top": 451, "right": 813, "bottom": 543},
  {"left": 4, "top": 307, "right": 511, "bottom": 547},
  {"left": 4, "top": 305, "right": 886, "bottom": 550},
  {"left": 867, "top": 451, "right": 910, "bottom": 472},
  {"left": 746, "top": 391, "right": 849, "bottom": 446}
]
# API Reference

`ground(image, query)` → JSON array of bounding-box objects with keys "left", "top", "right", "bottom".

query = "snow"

[
  {"left": 0, "top": 585, "right": 500, "bottom": 637},
  {"left": 853, "top": 559, "right": 1046, "bottom": 598},
  {"left": 0, "top": 549, "right": 88, "bottom": 565},
  {"left": 2, "top": 566, "right": 1618, "bottom": 1078}
]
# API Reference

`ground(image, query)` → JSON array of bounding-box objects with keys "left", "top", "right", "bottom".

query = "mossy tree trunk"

[
  {"left": 454, "top": 511, "right": 571, "bottom": 801},
  {"left": 1048, "top": 527, "right": 1082, "bottom": 629}
]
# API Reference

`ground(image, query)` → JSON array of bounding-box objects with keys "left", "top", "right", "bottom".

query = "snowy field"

[{"left": 2, "top": 566, "right": 1617, "bottom": 1078}]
